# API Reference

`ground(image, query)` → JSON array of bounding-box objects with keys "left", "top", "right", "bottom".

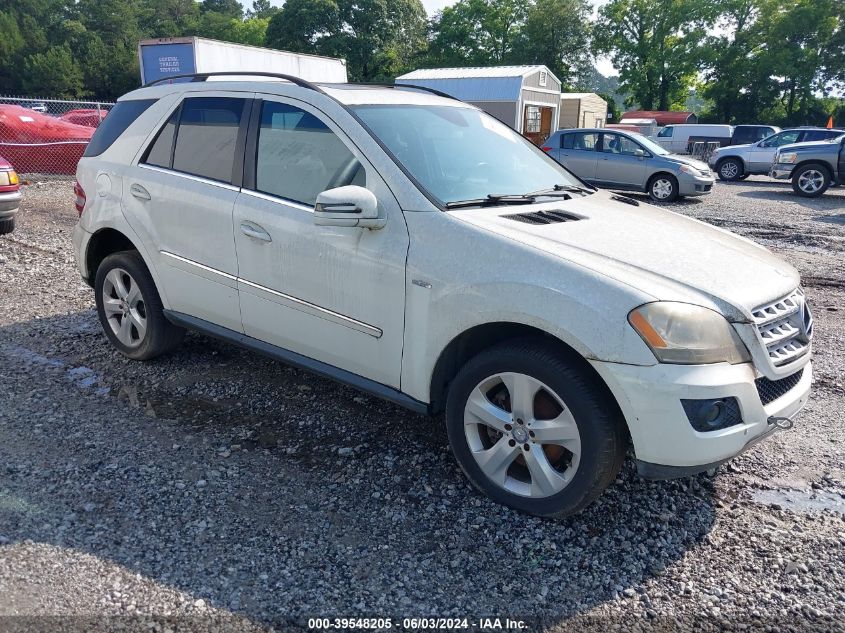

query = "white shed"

[
  {"left": 559, "top": 93, "right": 608, "bottom": 129},
  {"left": 396, "top": 66, "right": 562, "bottom": 145}
]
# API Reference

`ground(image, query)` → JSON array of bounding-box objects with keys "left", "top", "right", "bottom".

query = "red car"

[
  {"left": 0, "top": 104, "right": 94, "bottom": 175},
  {"left": 0, "top": 154, "right": 21, "bottom": 235},
  {"left": 59, "top": 108, "right": 109, "bottom": 128}
]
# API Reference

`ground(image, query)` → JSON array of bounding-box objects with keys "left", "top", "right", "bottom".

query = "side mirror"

[
  {"left": 314, "top": 185, "right": 385, "bottom": 230},
  {"left": 634, "top": 148, "right": 646, "bottom": 158}
]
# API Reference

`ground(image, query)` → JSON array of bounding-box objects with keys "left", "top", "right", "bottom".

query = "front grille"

[
  {"left": 751, "top": 288, "right": 812, "bottom": 367},
  {"left": 503, "top": 210, "right": 581, "bottom": 225},
  {"left": 756, "top": 368, "right": 804, "bottom": 406}
]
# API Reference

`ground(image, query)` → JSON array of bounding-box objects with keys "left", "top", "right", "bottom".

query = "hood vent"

[{"left": 503, "top": 210, "right": 581, "bottom": 225}]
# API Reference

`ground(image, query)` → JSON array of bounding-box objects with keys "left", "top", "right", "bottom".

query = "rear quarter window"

[{"left": 83, "top": 99, "right": 157, "bottom": 157}]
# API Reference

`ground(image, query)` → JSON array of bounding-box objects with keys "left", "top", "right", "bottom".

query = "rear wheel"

[
  {"left": 717, "top": 158, "right": 743, "bottom": 181},
  {"left": 445, "top": 340, "right": 627, "bottom": 518},
  {"left": 94, "top": 251, "right": 185, "bottom": 360},
  {"left": 648, "top": 174, "right": 679, "bottom": 202},
  {"left": 0, "top": 217, "right": 14, "bottom": 235},
  {"left": 791, "top": 164, "right": 830, "bottom": 197}
]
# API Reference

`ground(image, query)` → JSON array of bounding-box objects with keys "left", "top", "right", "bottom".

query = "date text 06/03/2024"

[{"left": 306, "top": 617, "right": 528, "bottom": 630}]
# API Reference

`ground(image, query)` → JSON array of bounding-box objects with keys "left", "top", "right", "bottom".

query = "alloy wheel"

[
  {"left": 102, "top": 267, "right": 147, "bottom": 348},
  {"left": 463, "top": 372, "right": 581, "bottom": 498},
  {"left": 798, "top": 169, "right": 824, "bottom": 194},
  {"left": 720, "top": 161, "right": 739, "bottom": 179}
]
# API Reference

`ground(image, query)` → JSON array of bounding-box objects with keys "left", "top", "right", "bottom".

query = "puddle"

[
  {"left": 752, "top": 488, "right": 845, "bottom": 516},
  {"left": 1, "top": 343, "right": 110, "bottom": 395}
]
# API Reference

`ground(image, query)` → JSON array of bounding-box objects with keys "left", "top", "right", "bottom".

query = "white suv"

[{"left": 72, "top": 74, "right": 813, "bottom": 517}]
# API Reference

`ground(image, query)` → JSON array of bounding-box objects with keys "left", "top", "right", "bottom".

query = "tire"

[
  {"left": 791, "top": 164, "right": 830, "bottom": 198},
  {"left": 648, "top": 173, "right": 679, "bottom": 202},
  {"left": 716, "top": 158, "right": 743, "bottom": 181},
  {"left": 445, "top": 339, "right": 627, "bottom": 518},
  {"left": 0, "top": 217, "right": 14, "bottom": 235},
  {"left": 94, "top": 250, "right": 185, "bottom": 360}
]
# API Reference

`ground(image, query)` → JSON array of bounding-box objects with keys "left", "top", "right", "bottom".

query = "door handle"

[
  {"left": 240, "top": 222, "right": 272, "bottom": 242},
  {"left": 130, "top": 183, "right": 151, "bottom": 201}
]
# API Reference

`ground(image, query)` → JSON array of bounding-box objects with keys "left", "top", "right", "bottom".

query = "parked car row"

[
  {"left": 709, "top": 127, "right": 844, "bottom": 194},
  {"left": 654, "top": 124, "right": 780, "bottom": 154},
  {"left": 542, "top": 123, "right": 843, "bottom": 201}
]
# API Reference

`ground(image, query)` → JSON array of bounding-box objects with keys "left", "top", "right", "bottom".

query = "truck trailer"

[{"left": 138, "top": 37, "right": 348, "bottom": 85}]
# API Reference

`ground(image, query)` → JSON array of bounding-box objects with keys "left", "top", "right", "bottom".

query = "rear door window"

[
  {"left": 171, "top": 97, "right": 247, "bottom": 183},
  {"left": 83, "top": 99, "right": 156, "bottom": 157},
  {"left": 563, "top": 132, "right": 598, "bottom": 151},
  {"left": 143, "top": 108, "right": 179, "bottom": 169}
]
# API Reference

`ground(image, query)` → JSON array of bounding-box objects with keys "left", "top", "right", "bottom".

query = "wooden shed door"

[{"left": 523, "top": 105, "right": 554, "bottom": 145}]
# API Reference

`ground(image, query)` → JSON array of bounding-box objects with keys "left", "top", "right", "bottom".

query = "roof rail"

[
  {"left": 143, "top": 71, "right": 325, "bottom": 92},
  {"left": 364, "top": 82, "right": 462, "bottom": 103}
]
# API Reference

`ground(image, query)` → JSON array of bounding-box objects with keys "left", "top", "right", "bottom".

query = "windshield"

[
  {"left": 352, "top": 105, "right": 584, "bottom": 206},
  {"left": 627, "top": 132, "right": 669, "bottom": 156}
]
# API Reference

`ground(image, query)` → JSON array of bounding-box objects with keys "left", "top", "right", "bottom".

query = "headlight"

[
  {"left": 628, "top": 302, "right": 751, "bottom": 365},
  {"left": 0, "top": 170, "right": 18, "bottom": 186},
  {"left": 678, "top": 164, "right": 698, "bottom": 175},
  {"left": 779, "top": 152, "right": 799, "bottom": 164}
]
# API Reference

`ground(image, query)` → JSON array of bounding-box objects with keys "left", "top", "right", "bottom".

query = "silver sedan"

[{"left": 543, "top": 128, "right": 715, "bottom": 202}]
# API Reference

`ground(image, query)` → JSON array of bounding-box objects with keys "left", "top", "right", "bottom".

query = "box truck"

[{"left": 138, "top": 37, "right": 348, "bottom": 85}]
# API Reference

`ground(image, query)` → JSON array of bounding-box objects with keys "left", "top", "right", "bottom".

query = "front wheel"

[
  {"left": 0, "top": 217, "right": 14, "bottom": 235},
  {"left": 648, "top": 174, "right": 679, "bottom": 202},
  {"left": 445, "top": 340, "right": 627, "bottom": 517},
  {"left": 94, "top": 251, "right": 185, "bottom": 360},
  {"left": 717, "top": 158, "right": 743, "bottom": 181},
  {"left": 791, "top": 164, "right": 830, "bottom": 197}
]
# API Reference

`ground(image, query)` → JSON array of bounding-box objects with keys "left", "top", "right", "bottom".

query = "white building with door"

[{"left": 395, "top": 65, "right": 561, "bottom": 144}]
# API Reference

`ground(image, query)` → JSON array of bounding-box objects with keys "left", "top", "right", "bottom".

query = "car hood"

[
  {"left": 664, "top": 154, "right": 710, "bottom": 171},
  {"left": 449, "top": 190, "right": 798, "bottom": 320}
]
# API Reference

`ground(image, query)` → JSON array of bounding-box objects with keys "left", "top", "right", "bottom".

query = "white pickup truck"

[{"left": 72, "top": 74, "right": 813, "bottom": 517}]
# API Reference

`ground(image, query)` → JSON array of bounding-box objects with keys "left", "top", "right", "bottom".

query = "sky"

[{"left": 263, "top": 0, "right": 618, "bottom": 77}]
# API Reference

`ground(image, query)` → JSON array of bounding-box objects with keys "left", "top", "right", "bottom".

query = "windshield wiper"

[
  {"left": 445, "top": 193, "right": 538, "bottom": 209},
  {"left": 537, "top": 184, "right": 595, "bottom": 195}
]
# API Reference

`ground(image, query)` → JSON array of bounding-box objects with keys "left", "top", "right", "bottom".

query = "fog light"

[{"left": 681, "top": 397, "right": 742, "bottom": 432}]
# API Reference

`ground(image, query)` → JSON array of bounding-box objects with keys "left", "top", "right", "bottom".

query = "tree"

[
  {"left": 699, "top": 0, "right": 776, "bottom": 123},
  {"left": 760, "top": 0, "right": 841, "bottom": 123},
  {"left": 427, "top": 0, "right": 529, "bottom": 67},
  {"left": 23, "top": 45, "right": 85, "bottom": 97},
  {"left": 247, "top": 0, "right": 279, "bottom": 20},
  {"left": 516, "top": 0, "right": 592, "bottom": 89},
  {"left": 593, "top": 0, "right": 717, "bottom": 110},
  {"left": 266, "top": 0, "right": 427, "bottom": 81},
  {"left": 266, "top": 0, "right": 341, "bottom": 55},
  {"left": 200, "top": 0, "right": 243, "bottom": 19},
  {"left": 142, "top": 0, "right": 200, "bottom": 37}
]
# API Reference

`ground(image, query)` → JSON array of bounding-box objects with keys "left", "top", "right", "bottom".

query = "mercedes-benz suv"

[{"left": 72, "top": 74, "right": 813, "bottom": 517}]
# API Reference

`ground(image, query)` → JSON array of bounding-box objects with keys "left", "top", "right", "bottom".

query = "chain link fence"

[{"left": 0, "top": 96, "right": 114, "bottom": 178}]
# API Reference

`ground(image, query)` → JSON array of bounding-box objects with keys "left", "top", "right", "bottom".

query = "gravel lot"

[{"left": 0, "top": 177, "right": 843, "bottom": 632}]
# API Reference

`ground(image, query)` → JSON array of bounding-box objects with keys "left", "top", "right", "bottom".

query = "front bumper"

[
  {"left": 770, "top": 165, "right": 793, "bottom": 180},
  {"left": 0, "top": 190, "right": 21, "bottom": 217},
  {"left": 677, "top": 172, "right": 715, "bottom": 196},
  {"left": 590, "top": 359, "right": 812, "bottom": 476}
]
